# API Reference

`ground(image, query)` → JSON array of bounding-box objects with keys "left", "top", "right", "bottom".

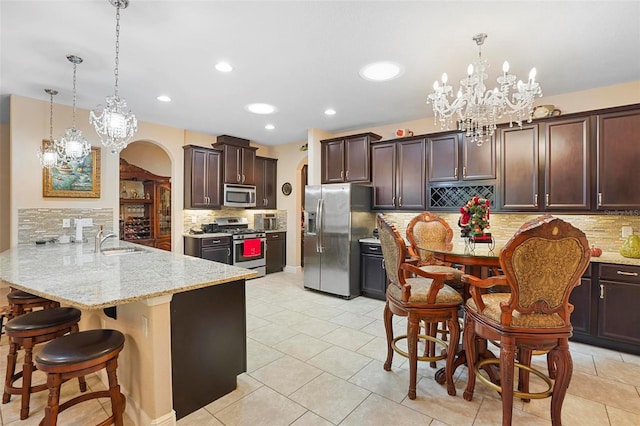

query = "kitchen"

[{"left": 2, "top": 1, "right": 640, "bottom": 425}]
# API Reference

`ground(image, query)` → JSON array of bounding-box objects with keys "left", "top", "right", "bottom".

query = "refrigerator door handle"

[
  {"left": 317, "top": 198, "right": 324, "bottom": 253},
  {"left": 315, "top": 198, "right": 322, "bottom": 253}
]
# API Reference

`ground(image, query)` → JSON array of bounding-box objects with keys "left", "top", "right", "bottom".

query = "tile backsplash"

[
  {"left": 183, "top": 207, "right": 288, "bottom": 233},
  {"left": 383, "top": 212, "right": 640, "bottom": 253},
  {"left": 18, "top": 208, "right": 114, "bottom": 244}
]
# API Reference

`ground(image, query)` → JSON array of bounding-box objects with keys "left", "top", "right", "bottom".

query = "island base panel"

[{"left": 170, "top": 279, "right": 247, "bottom": 419}]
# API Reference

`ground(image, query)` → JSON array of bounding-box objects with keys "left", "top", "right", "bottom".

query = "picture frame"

[{"left": 42, "top": 143, "right": 101, "bottom": 198}]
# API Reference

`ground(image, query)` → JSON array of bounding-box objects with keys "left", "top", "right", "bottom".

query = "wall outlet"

[
  {"left": 622, "top": 226, "right": 633, "bottom": 238},
  {"left": 191, "top": 216, "right": 197, "bottom": 224},
  {"left": 62, "top": 218, "right": 71, "bottom": 228},
  {"left": 142, "top": 316, "right": 148, "bottom": 337},
  {"left": 81, "top": 218, "right": 93, "bottom": 227}
]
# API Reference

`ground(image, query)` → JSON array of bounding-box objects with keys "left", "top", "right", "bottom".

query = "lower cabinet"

[
  {"left": 570, "top": 262, "right": 640, "bottom": 354},
  {"left": 184, "top": 236, "right": 232, "bottom": 265},
  {"left": 266, "top": 232, "right": 286, "bottom": 274},
  {"left": 360, "top": 242, "right": 387, "bottom": 300}
]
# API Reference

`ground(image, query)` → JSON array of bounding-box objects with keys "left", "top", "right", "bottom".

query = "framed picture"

[{"left": 43, "top": 144, "right": 101, "bottom": 198}]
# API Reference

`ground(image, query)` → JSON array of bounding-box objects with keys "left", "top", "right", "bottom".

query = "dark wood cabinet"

[
  {"left": 321, "top": 133, "right": 381, "bottom": 183},
  {"left": 183, "top": 145, "right": 222, "bottom": 209},
  {"left": 569, "top": 264, "right": 593, "bottom": 338},
  {"left": 266, "top": 232, "right": 286, "bottom": 274},
  {"left": 371, "top": 137, "right": 426, "bottom": 210},
  {"left": 428, "top": 132, "right": 496, "bottom": 182},
  {"left": 360, "top": 242, "right": 386, "bottom": 300},
  {"left": 220, "top": 144, "right": 257, "bottom": 185},
  {"left": 500, "top": 124, "right": 540, "bottom": 210},
  {"left": 543, "top": 117, "right": 591, "bottom": 210},
  {"left": 184, "top": 236, "right": 232, "bottom": 265},
  {"left": 596, "top": 109, "right": 640, "bottom": 209},
  {"left": 597, "top": 264, "right": 640, "bottom": 348},
  {"left": 255, "top": 156, "right": 277, "bottom": 209}
]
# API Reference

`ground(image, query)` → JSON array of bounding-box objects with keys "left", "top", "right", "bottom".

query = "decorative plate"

[
  {"left": 533, "top": 105, "right": 554, "bottom": 119},
  {"left": 281, "top": 182, "right": 292, "bottom": 196}
]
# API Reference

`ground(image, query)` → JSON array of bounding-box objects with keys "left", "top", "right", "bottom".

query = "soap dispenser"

[{"left": 95, "top": 225, "right": 104, "bottom": 252}]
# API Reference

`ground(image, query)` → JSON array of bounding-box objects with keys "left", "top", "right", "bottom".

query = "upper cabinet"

[
  {"left": 212, "top": 135, "right": 257, "bottom": 185},
  {"left": 321, "top": 133, "right": 381, "bottom": 183},
  {"left": 596, "top": 109, "right": 640, "bottom": 210},
  {"left": 254, "top": 156, "right": 278, "bottom": 209},
  {"left": 500, "top": 117, "right": 591, "bottom": 211},
  {"left": 371, "top": 137, "right": 426, "bottom": 210},
  {"left": 183, "top": 145, "right": 222, "bottom": 209},
  {"left": 428, "top": 132, "right": 496, "bottom": 182}
]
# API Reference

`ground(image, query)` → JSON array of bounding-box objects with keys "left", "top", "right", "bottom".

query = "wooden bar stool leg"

[
  {"left": 41, "top": 373, "right": 63, "bottom": 426},
  {"left": 20, "top": 343, "right": 35, "bottom": 419},
  {"left": 2, "top": 342, "right": 17, "bottom": 403},
  {"left": 107, "top": 358, "right": 125, "bottom": 426}
]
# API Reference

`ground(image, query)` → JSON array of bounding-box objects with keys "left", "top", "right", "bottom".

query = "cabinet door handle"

[
  {"left": 272, "top": 235, "right": 278, "bottom": 238},
  {"left": 212, "top": 239, "right": 221, "bottom": 243},
  {"left": 616, "top": 270, "right": 639, "bottom": 277},
  {"left": 462, "top": 166, "right": 467, "bottom": 178},
  {"left": 454, "top": 167, "right": 458, "bottom": 179},
  {"left": 346, "top": 170, "right": 349, "bottom": 180},
  {"left": 398, "top": 196, "right": 402, "bottom": 207},
  {"left": 368, "top": 246, "right": 378, "bottom": 251},
  {"left": 242, "top": 174, "right": 245, "bottom": 183},
  {"left": 534, "top": 194, "right": 538, "bottom": 207},
  {"left": 340, "top": 170, "right": 344, "bottom": 180},
  {"left": 598, "top": 192, "right": 603, "bottom": 207},
  {"left": 227, "top": 248, "right": 230, "bottom": 256},
  {"left": 381, "top": 260, "right": 385, "bottom": 271},
  {"left": 392, "top": 196, "right": 396, "bottom": 206},
  {"left": 600, "top": 284, "right": 604, "bottom": 299},
  {"left": 545, "top": 193, "right": 550, "bottom": 206}
]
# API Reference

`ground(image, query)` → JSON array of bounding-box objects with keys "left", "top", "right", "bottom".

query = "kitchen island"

[{"left": 0, "top": 240, "right": 257, "bottom": 425}]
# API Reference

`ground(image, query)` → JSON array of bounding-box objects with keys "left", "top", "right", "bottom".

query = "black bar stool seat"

[
  {"left": 2, "top": 307, "right": 83, "bottom": 420},
  {"left": 36, "top": 329, "right": 126, "bottom": 426},
  {"left": 7, "top": 290, "right": 60, "bottom": 318}
]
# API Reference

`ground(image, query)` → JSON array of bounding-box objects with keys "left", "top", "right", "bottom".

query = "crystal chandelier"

[
  {"left": 58, "top": 55, "right": 91, "bottom": 163},
  {"left": 37, "top": 89, "right": 61, "bottom": 169},
  {"left": 427, "top": 33, "right": 542, "bottom": 145},
  {"left": 90, "top": 0, "right": 137, "bottom": 154}
]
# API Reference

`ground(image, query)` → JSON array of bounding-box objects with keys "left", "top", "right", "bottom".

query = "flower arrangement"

[{"left": 459, "top": 197, "right": 491, "bottom": 236}]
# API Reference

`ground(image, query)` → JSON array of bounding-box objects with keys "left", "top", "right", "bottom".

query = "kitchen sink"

[{"left": 101, "top": 247, "right": 147, "bottom": 256}]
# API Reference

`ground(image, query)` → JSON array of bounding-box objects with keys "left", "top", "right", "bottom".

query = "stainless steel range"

[{"left": 213, "top": 217, "right": 266, "bottom": 278}]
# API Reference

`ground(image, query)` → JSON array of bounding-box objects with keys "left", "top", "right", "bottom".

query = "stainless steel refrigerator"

[{"left": 304, "top": 183, "right": 375, "bottom": 298}]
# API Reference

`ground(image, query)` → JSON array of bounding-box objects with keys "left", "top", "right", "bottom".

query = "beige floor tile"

[
  {"left": 329, "top": 311, "right": 376, "bottom": 330},
  {"left": 177, "top": 408, "right": 224, "bottom": 425},
  {"left": 263, "top": 309, "right": 313, "bottom": 327},
  {"left": 348, "top": 359, "right": 415, "bottom": 403},
  {"left": 247, "top": 322, "right": 299, "bottom": 346},
  {"left": 606, "top": 405, "right": 640, "bottom": 425},
  {"left": 289, "top": 410, "right": 333, "bottom": 426},
  {"left": 273, "top": 333, "right": 333, "bottom": 361},
  {"left": 594, "top": 356, "right": 640, "bottom": 386},
  {"left": 522, "top": 393, "right": 610, "bottom": 425},
  {"left": 567, "top": 370, "right": 640, "bottom": 414},
  {"left": 321, "top": 326, "right": 376, "bottom": 351},
  {"left": 204, "top": 373, "right": 263, "bottom": 415},
  {"left": 356, "top": 336, "right": 407, "bottom": 369},
  {"left": 359, "top": 318, "right": 406, "bottom": 339},
  {"left": 474, "top": 397, "right": 551, "bottom": 426},
  {"left": 245, "top": 299, "right": 286, "bottom": 318},
  {"left": 620, "top": 352, "right": 640, "bottom": 366},
  {"left": 289, "top": 372, "right": 370, "bottom": 424},
  {"left": 214, "top": 386, "right": 306, "bottom": 426},
  {"left": 338, "top": 297, "right": 383, "bottom": 315},
  {"left": 246, "top": 337, "right": 285, "bottom": 372},
  {"left": 569, "top": 341, "right": 624, "bottom": 361},
  {"left": 307, "top": 345, "right": 372, "bottom": 380},
  {"left": 303, "top": 303, "right": 347, "bottom": 321},
  {"left": 250, "top": 355, "right": 323, "bottom": 396},
  {"left": 290, "top": 317, "right": 341, "bottom": 338},
  {"left": 245, "top": 314, "right": 272, "bottom": 331},
  {"left": 402, "top": 375, "right": 482, "bottom": 425},
  {"left": 341, "top": 393, "right": 432, "bottom": 425}
]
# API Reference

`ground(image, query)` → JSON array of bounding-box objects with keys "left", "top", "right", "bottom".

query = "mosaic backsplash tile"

[
  {"left": 18, "top": 208, "right": 114, "bottom": 244},
  {"left": 183, "top": 207, "right": 288, "bottom": 233}
]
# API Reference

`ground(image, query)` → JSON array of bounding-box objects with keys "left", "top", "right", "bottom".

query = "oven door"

[{"left": 232, "top": 238, "right": 266, "bottom": 268}]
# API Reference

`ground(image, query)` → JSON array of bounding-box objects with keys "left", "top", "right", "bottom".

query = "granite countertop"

[
  {"left": 0, "top": 241, "right": 257, "bottom": 310},
  {"left": 358, "top": 238, "right": 640, "bottom": 266}
]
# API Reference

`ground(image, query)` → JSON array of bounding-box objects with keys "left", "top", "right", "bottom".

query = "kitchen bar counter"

[{"left": 0, "top": 241, "right": 256, "bottom": 424}]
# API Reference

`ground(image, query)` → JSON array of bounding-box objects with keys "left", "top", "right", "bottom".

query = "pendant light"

[
  {"left": 37, "top": 89, "right": 60, "bottom": 169},
  {"left": 90, "top": 0, "right": 137, "bottom": 154},
  {"left": 58, "top": 55, "right": 91, "bottom": 163}
]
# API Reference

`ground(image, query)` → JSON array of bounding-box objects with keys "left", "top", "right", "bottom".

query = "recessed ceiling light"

[
  {"left": 359, "top": 62, "right": 403, "bottom": 82},
  {"left": 246, "top": 103, "right": 277, "bottom": 114},
  {"left": 156, "top": 95, "right": 171, "bottom": 102},
  {"left": 215, "top": 62, "right": 233, "bottom": 72},
  {"left": 324, "top": 108, "right": 336, "bottom": 116},
  {"left": 265, "top": 124, "right": 275, "bottom": 130}
]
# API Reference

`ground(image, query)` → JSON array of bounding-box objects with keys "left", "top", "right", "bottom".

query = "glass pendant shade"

[
  {"left": 58, "top": 54, "right": 91, "bottom": 163},
  {"left": 37, "top": 89, "right": 61, "bottom": 169},
  {"left": 90, "top": 0, "right": 137, "bottom": 155},
  {"left": 427, "top": 33, "right": 542, "bottom": 145}
]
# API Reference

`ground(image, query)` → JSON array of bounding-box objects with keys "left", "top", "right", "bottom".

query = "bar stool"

[
  {"left": 7, "top": 290, "right": 60, "bottom": 319},
  {"left": 35, "top": 329, "right": 126, "bottom": 426},
  {"left": 3, "top": 307, "right": 83, "bottom": 420}
]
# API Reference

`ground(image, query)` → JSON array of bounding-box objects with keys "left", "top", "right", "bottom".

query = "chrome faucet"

[{"left": 95, "top": 225, "right": 118, "bottom": 253}]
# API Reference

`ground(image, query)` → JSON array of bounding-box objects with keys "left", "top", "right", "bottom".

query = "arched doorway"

[{"left": 119, "top": 141, "right": 172, "bottom": 251}]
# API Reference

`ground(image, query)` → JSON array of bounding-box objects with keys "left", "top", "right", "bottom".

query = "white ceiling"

[{"left": 1, "top": 1, "right": 639, "bottom": 146}]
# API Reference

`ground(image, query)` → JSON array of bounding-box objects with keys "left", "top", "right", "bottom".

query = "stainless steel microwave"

[{"left": 223, "top": 183, "right": 256, "bottom": 208}]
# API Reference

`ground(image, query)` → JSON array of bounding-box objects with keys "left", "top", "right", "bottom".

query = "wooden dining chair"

[
  {"left": 377, "top": 213, "right": 463, "bottom": 399},
  {"left": 461, "top": 215, "right": 590, "bottom": 426}
]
